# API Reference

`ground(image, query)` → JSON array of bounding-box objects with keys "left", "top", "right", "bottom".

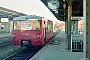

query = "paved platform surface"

[
  {"left": 30, "top": 31, "right": 83, "bottom": 60},
  {"left": 0, "top": 33, "right": 11, "bottom": 38}
]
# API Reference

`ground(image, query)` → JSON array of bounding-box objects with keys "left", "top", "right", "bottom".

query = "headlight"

[
  {"left": 38, "top": 35, "right": 40, "bottom": 38},
  {"left": 13, "top": 35, "right": 15, "bottom": 37}
]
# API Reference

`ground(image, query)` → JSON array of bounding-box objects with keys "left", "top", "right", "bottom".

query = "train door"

[{"left": 43, "top": 21, "right": 46, "bottom": 43}]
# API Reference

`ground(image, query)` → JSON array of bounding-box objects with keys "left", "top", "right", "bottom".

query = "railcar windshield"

[
  {"left": 33, "top": 20, "right": 40, "bottom": 30},
  {"left": 14, "top": 20, "right": 40, "bottom": 30},
  {"left": 14, "top": 21, "right": 20, "bottom": 30},
  {"left": 21, "top": 20, "right": 32, "bottom": 30}
]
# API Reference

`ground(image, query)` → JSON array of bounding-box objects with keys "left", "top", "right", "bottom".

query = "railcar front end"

[{"left": 12, "top": 15, "right": 53, "bottom": 47}]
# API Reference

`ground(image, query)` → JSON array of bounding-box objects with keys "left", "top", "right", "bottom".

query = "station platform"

[
  {"left": 0, "top": 33, "right": 11, "bottom": 38},
  {"left": 30, "top": 31, "right": 83, "bottom": 60}
]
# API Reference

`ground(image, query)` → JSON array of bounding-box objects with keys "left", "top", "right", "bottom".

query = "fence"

[{"left": 71, "top": 34, "right": 83, "bottom": 52}]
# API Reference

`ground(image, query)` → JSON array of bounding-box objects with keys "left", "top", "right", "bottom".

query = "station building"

[{"left": 0, "top": 18, "right": 12, "bottom": 33}]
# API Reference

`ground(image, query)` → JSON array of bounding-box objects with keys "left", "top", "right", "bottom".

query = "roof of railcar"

[{"left": 13, "top": 15, "right": 44, "bottom": 20}]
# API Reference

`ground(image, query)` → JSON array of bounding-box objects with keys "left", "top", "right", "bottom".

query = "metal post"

[
  {"left": 65, "top": 20, "right": 67, "bottom": 34},
  {"left": 71, "top": 20, "right": 73, "bottom": 31},
  {"left": 67, "top": 1, "right": 72, "bottom": 50},
  {"left": 75, "top": 21, "right": 78, "bottom": 34},
  {"left": 86, "top": 0, "right": 90, "bottom": 59},
  {"left": 83, "top": 0, "right": 86, "bottom": 58},
  {"left": 71, "top": 20, "right": 74, "bottom": 34}
]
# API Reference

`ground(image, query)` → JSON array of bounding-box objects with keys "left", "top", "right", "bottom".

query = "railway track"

[
  {"left": 12, "top": 47, "right": 42, "bottom": 60},
  {"left": 4, "top": 46, "right": 42, "bottom": 60},
  {"left": 3, "top": 30, "right": 60, "bottom": 60},
  {"left": 0, "top": 36, "right": 12, "bottom": 49}
]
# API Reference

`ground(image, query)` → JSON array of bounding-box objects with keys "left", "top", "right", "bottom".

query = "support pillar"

[
  {"left": 71, "top": 20, "right": 78, "bottom": 34},
  {"left": 71, "top": 20, "right": 74, "bottom": 32},
  {"left": 67, "top": 1, "right": 72, "bottom": 50},
  {"left": 65, "top": 20, "right": 67, "bottom": 34},
  {"left": 75, "top": 21, "right": 78, "bottom": 34},
  {"left": 86, "top": 0, "right": 90, "bottom": 59}
]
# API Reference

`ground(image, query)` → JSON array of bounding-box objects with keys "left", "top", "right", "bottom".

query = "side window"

[
  {"left": 47, "top": 21, "right": 51, "bottom": 30},
  {"left": 47, "top": 20, "right": 53, "bottom": 30},
  {"left": 51, "top": 22, "right": 53, "bottom": 29},
  {"left": 14, "top": 21, "right": 20, "bottom": 30}
]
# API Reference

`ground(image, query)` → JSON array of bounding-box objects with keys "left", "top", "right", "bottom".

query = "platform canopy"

[
  {"left": 0, "top": 6, "right": 26, "bottom": 20},
  {"left": 0, "top": 0, "right": 58, "bottom": 21},
  {"left": 41, "top": 0, "right": 83, "bottom": 21}
]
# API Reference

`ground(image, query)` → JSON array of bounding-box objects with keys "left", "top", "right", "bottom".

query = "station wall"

[{"left": 0, "top": 20, "right": 12, "bottom": 33}]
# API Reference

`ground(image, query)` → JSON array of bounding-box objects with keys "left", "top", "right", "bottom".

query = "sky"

[{"left": 0, "top": 0, "right": 58, "bottom": 21}]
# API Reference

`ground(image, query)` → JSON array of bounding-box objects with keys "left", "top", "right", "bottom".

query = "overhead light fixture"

[
  {"left": 63, "top": 4, "right": 66, "bottom": 9},
  {"left": 64, "top": 13, "right": 65, "bottom": 15},
  {"left": 63, "top": 0, "right": 66, "bottom": 9},
  {"left": 55, "top": 10, "right": 58, "bottom": 13},
  {"left": 63, "top": 0, "right": 65, "bottom": 1}
]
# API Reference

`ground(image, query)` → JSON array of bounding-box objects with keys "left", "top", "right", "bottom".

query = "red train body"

[{"left": 12, "top": 15, "right": 53, "bottom": 47}]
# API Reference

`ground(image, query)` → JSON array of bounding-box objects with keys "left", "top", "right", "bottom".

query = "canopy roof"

[{"left": 0, "top": 0, "right": 58, "bottom": 21}]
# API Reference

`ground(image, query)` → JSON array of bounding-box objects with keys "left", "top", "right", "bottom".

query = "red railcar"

[{"left": 12, "top": 15, "right": 53, "bottom": 47}]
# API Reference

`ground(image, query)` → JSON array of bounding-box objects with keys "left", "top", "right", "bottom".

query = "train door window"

[
  {"left": 46, "top": 21, "right": 48, "bottom": 30},
  {"left": 45, "top": 21, "right": 48, "bottom": 30},
  {"left": 33, "top": 20, "right": 40, "bottom": 30},
  {"left": 21, "top": 20, "right": 32, "bottom": 30},
  {"left": 49, "top": 21, "right": 53, "bottom": 29},
  {"left": 51, "top": 22, "right": 53, "bottom": 29},
  {"left": 14, "top": 21, "right": 20, "bottom": 30},
  {"left": 44, "top": 21, "right": 45, "bottom": 24},
  {"left": 43, "top": 21, "right": 46, "bottom": 28}
]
